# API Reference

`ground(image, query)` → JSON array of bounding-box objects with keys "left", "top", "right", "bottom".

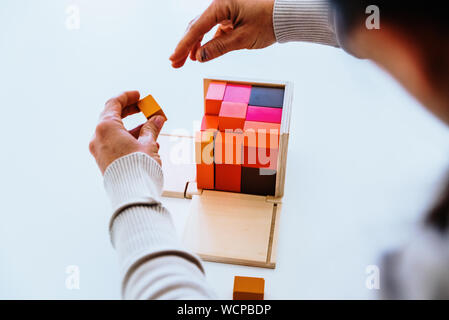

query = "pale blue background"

[{"left": 1, "top": 0, "right": 449, "bottom": 299}]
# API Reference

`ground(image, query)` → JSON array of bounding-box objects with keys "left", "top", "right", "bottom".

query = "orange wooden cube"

[
  {"left": 218, "top": 102, "right": 248, "bottom": 131},
  {"left": 243, "top": 122, "right": 280, "bottom": 170},
  {"left": 195, "top": 131, "right": 215, "bottom": 164},
  {"left": 196, "top": 164, "right": 214, "bottom": 190},
  {"left": 195, "top": 131, "right": 215, "bottom": 190},
  {"left": 201, "top": 115, "right": 219, "bottom": 131},
  {"left": 233, "top": 276, "right": 265, "bottom": 300},
  {"left": 137, "top": 94, "right": 167, "bottom": 120},
  {"left": 243, "top": 121, "right": 280, "bottom": 139},
  {"left": 205, "top": 82, "right": 226, "bottom": 115}
]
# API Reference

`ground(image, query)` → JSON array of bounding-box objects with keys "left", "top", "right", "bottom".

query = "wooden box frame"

[{"left": 159, "top": 77, "right": 293, "bottom": 269}]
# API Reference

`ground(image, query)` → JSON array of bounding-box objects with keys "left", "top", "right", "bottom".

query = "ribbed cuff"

[
  {"left": 103, "top": 152, "right": 164, "bottom": 230},
  {"left": 273, "top": 0, "right": 338, "bottom": 46},
  {"left": 111, "top": 205, "right": 205, "bottom": 278}
]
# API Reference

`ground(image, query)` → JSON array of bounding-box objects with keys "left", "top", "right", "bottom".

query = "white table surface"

[{"left": 1, "top": 0, "right": 449, "bottom": 299}]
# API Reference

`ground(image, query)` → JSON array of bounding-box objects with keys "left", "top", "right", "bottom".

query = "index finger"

[
  {"left": 100, "top": 91, "right": 140, "bottom": 121},
  {"left": 170, "top": 3, "right": 226, "bottom": 68}
]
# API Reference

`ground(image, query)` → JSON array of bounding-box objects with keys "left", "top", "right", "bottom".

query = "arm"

[
  {"left": 90, "top": 92, "right": 216, "bottom": 299},
  {"left": 106, "top": 154, "right": 216, "bottom": 299}
]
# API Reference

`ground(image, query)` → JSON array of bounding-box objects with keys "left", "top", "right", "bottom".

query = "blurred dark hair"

[
  {"left": 330, "top": 1, "right": 449, "bottom": 102},
  {"left": 330, "top": 1, "right": 449, "bottom": 231},
  {"left": 330, "top": 1, "right": 449, "bottom": 32}
]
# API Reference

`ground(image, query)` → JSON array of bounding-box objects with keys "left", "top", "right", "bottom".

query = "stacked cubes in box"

[{"left": 196, "top": 81, "right": 284, "bottom": 196}]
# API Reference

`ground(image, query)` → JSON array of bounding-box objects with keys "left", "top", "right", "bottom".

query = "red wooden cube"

[
  {"left": 215, "top": 164, "right": 241, "bottom": 193},
  {"left": 214, "top": 131, "right": 243, "bottom": 192},
  {"left": 214, "top": 131, "right": 243, "bottom": 165}
]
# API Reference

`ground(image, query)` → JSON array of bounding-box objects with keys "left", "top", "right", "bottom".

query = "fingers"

[
  {"left": 138, "top": 115, "right": 166, "bottom": 145},
  {"left": 195, "top": 30, "right": 247, "bottom": 62},
  {"left": 215, "top": 21, "right": 234, "bottom": 37},
  {"left": 192, "top": 22, "right": 232, "bottom": 61},
  {"left": 190, "top": 22, "right": 232, "bottom": 61},
  {"left": 101, "top": 91, "right": 140, "bottom": 122},
  {"left": 170, "top": 2, "right": 227, "bottom": 68}
]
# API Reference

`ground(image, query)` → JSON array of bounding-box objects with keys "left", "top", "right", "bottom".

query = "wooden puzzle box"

[{"left": 158, "top": 77, "right": 293, "bottom": 269}]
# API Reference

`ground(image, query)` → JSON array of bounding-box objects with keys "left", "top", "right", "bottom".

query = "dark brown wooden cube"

[{"left": 241, "top": 167, "right": 276, "bottom": 196}]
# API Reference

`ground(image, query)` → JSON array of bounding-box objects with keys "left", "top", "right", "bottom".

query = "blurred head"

[{"left": 331, "top": 1, "right": 449, "bottom": 124}]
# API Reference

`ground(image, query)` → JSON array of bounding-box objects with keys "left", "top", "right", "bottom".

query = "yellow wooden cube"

[{"left": 137, "top": 94, "right": 167, "bottom": 120}]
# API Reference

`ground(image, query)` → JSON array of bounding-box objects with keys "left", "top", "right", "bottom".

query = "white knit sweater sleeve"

[
  {"left": 104, "top": 152, "right": 216, "bottom": 299},
  {"left": 273, "top": 0, "right": 339, "bottom": 47}
]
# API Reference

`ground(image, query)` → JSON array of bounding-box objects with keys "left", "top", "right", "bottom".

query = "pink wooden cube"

[
  {"left": 205, "top": 82, "right": 226, "bottom": 115},
  {"left": 223, "top": 84, "right": 252, "bottom": 104},
  {"left": 246, "top": 106, "right": 282, "bottom": 124}
]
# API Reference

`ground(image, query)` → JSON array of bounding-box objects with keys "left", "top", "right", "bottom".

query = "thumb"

[
  {"left": 138, "top": 115, "right": 165, "bottom": 145},
  {"left": 196, "top": 30, "right": 246, "bottom": 62}
]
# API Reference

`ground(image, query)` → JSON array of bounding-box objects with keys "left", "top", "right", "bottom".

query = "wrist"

[
  {"left": 265, "top": 0, "right": 277, "bottom": 44},
  {"left": 273, "top": 0, "right": 338, "bottom": 46}
]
